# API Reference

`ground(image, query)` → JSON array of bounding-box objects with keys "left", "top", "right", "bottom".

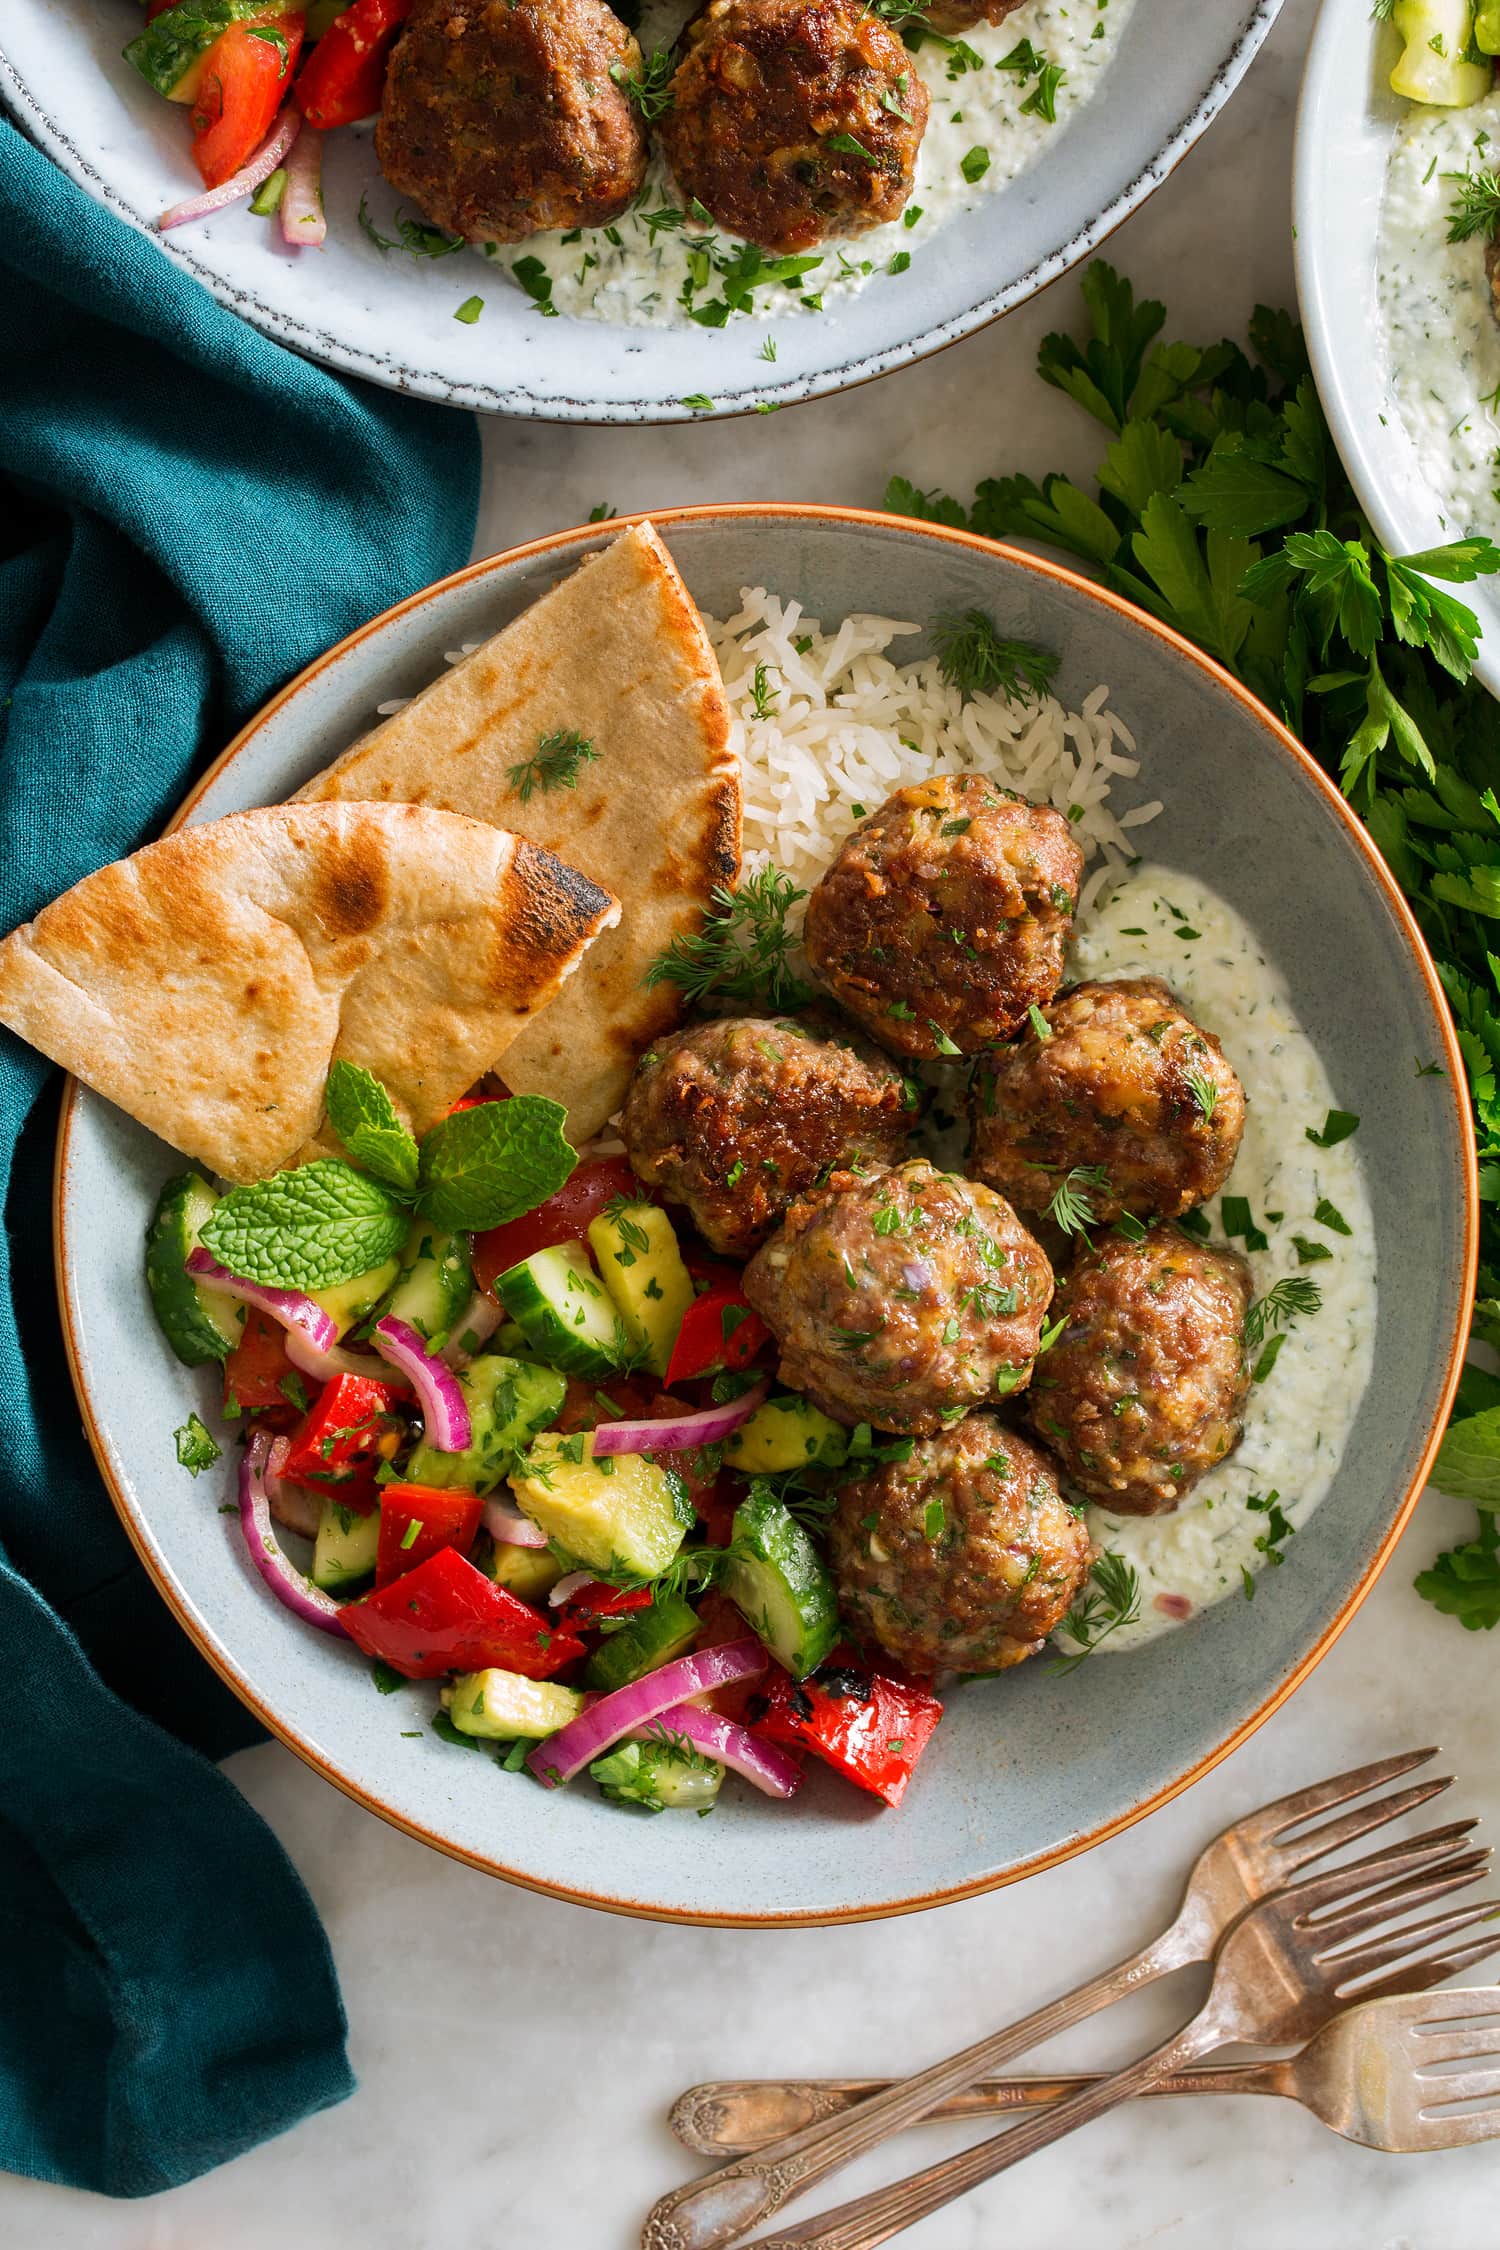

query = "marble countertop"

[{"left": 11, "top": 2, "right": 1500, "bottom": 2243}]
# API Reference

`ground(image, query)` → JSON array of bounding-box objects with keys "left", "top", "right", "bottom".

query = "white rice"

[{"left": 706, "top": 588, "right": 1157, "bottom": 919}]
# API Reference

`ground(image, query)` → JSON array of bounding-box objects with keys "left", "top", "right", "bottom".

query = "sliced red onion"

[
  {"left": 263, "top": 1433, "right": 321, "bottom": 1540},
  {"left": 186, "top": 1248, "right": 337, "bottom": 1352},
  {"left": 372, "top": 1316, "right": 471, "bottom": 1451},
  {"left": 482, "top": 1494, "right": 548, "bottom": 1549},
  {"left": 442, "top": 1291, "right": 503, "bottom": 1370},
  {"left": 238, "top": 1432, "right": 348, "bottom": 1637},
  {"left": 639, "top": 1701, "right": 801, "bottom": 1800},
  {"left": 548, "top": 1568, "right": 596, "bottom": 1609},
  {"left": 159, "top": 110, "right": 300, "bottom": 231},
  {"left": 284, "top": 1324, "right": 411, "bottom": 1393},
  {"left": 528, "top": 1637, "right": 766, "bottom": 1788},
  {"left": 281, "top": 124, "right": 326, "bottom": 247},
  {"left": 591, "top": 1381, "right": 768, "bottom": 1458}
]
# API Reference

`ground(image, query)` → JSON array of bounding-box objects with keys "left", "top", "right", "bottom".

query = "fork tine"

[
  {"left": 1327, "top": 1899, "right": 1500, "bottom": 1987},
  {"left": 1357, "top": 1931, "right": 1500, "bottom": 2001},
  {"left": 1399, "top": 2110, "right": 1500, "bottom": 2151},
  {"left": 1309, "top": 1858, "right": 1491, "bottom": 1951},
  {"left": 1272, "top": 1777, "right": 1456, "bottom": 1873},
  {"left": 1416, "top": 2062, "right": 1500, "bottom": 2108},
  {"left": 1287, "top": 1832, "right": 1487, "bottom": 1923},
  {"left": 1256, "top": 1747, "right": 1440, "bottom": 1842}
]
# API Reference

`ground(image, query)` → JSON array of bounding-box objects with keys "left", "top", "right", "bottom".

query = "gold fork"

[
  {"left": 746, "top": 1848, "right": 1500, "bottom": 2249},
  {"left": 641, "top": 1747, "right": 1465, "bottom": 2250},
  {"left": 672, "top": 1985, "right": 1500, "bottom": 2155}
]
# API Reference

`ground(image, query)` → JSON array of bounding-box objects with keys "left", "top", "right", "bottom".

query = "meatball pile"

[
  {"left": 619, "top": 1013, "right": 918, "bottom": 1257},
  {"left": 376, "top": 0, "right": 649, "bottom": 244},
  {"left": 741, "top": 1158, "right": 1054, "bottom": 1434}
]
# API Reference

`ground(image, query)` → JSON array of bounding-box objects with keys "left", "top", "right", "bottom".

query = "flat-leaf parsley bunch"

[{"left": 890, "top": 261, "right": 1500, "bottom": 1628}]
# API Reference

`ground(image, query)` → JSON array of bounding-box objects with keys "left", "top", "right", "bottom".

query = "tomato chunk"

[
  {"left": 473, "top": 1157, "right": 643, "bottom": 1301},
  {"left": 279, "top": 1371, "right": 407, "bottom": 1512},
  {"left": 295, "top": 0, "right": 410, "bottom": 129},
  {"left": 224, "top": 1308, "right": 299, "bottom": 1426},
  {"left": 375, "top": 1482, "right": 482, "bottom": 1587},
  {"left": 749, "top": 1657, "right": 942, "bottom": 1808},
  {"left": 191, "top": 14, "right": 304, "bottom": 189},
  {"left": 664, "top": 1284, "right": 770, "bottom": 1385},
  {"left": 340, "top": 1547, "right": 585, "bottom": 1680}
]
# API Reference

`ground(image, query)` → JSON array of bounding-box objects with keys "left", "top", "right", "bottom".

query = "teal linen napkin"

[{"left": 0, "top": 116, "right": 480, "bottom": 2196}]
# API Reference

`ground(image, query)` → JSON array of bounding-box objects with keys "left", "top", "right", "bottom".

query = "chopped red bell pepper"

[
  {"left": 279, "top": 1371, "right": 407, "bottom": 1512},
  {"left": 190, "top": 14, "right": 305, "bottom": 189},
  {"left": 665, "top": 1285, "right": 770, "bottom": 1386},
  {"left": 375, "top": 1482, "right": 482, "bottom": 1588},
  {"left": 340, "top": 1547, "right": 585, "bottom": 1680},
  {"left": 748, "top": 1656, "right": 942, "bottom": 1808},
  {"left": 223, "top": 1307, "right": 300, "bottom": 1426},
  {"left": 294, "top": 0, "right": 410, "bottom": 129},
  {"left": 554, "top": 1579, "right": 654, "bottom": 1633},
  {"left": 472, "top": 1156, "right": 643, "bottom": 1301}
]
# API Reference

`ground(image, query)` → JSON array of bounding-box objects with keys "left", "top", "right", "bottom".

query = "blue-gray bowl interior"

[{"left": 57, "top": 514, "right": 1470, "bottom": 1921}]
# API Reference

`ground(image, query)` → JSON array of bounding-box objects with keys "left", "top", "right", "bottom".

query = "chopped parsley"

[{"left": 173, "top": 1414, "right": 220, "bottom": 1475}]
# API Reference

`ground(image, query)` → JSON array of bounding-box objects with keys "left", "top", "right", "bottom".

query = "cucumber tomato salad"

[{"left": 152, "top": 1067, "right": 939, "bottom": 1819}]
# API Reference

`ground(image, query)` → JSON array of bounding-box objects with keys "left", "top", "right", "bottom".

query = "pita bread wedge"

[
  {"left": 0, "top": 802, "right": 618, "bottom": 1184},
  {"left": 297, "top": 521, "right": 740, "bottom": 1140}
]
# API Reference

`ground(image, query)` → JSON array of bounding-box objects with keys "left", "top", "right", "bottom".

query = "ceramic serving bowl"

[
  {"left": 1295, "top": 1, "right": 1500, "bottom": 698},
  {"left": 3, "top": 0, "right": 1283, "bottom": 422},
  {"left": 53, "top": 505, "right": 1475, "bottom": 1925}
]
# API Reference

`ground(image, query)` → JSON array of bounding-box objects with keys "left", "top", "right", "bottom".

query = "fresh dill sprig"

[
  {"left": 1046, "top": 1162, "right": 1111, "bottom": 1238},
  {"left": 931, "top": 609, "right": 1060, "bottom": 703},
  {"left": 750, "top": 660, "right": 780, "bottom": 718},
  {"left": 357, "top": 196, "right": 465, "bottom": 259},
  {"left": 1185, "top": 1069, "right": 1220, "bottom": 1122},
  {"left": 1243, "top": 1275, "right": 1323, "bottom": 1350},
  {"left": 1049, "top": 1551, "right": 1141, "bottom": 1673},
  {"left": 610, "top": 47, "right": 675, "bottom": 123},
  {"left": 1445, "top": 167, "right": 1500, "bottom": 246},
  {"left": 644, "top": 867, "right": 811, "bottom": 1010},
  {"left": 506, "top": 727, "right": 600, "bottom": 803}
]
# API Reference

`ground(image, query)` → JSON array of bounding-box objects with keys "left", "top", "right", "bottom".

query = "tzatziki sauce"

[
  {"left": 1057, "top": 865, "right": 1376, "bottom": 1654},
  {"left": 488, "top": 0, "right": 1133, "bottom": 330}
]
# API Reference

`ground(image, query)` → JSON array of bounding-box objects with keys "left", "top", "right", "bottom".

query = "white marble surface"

[{"left": 13, "top": 2, "right": 1500, "bottom": 2243}]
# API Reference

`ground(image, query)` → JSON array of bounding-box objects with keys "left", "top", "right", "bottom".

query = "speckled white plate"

[
  {"left": 53, "top": 507, "right": 1474, "bottom": 1924},
  {"left": 3, "top": 0, "right": 1283, "bottom": 421},
  {"left": 1295, "top": 3, "right": 1500, "bottom": 699}
]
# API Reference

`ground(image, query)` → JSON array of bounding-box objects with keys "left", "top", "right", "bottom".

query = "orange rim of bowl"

[{"left": 51, "top": 504, "right": 1480, "bottom": 1927}]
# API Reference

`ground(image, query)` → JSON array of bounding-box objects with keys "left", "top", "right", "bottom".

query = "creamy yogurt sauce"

[
  {"left": 485, "top": 0, "right": 1132, "bottom": 330},
  {"left": 1378, "top": 90, "right": 1500, "bottom": 538},
  {"left": 1057, "top": 865, "right": 1376, "bottom": 1654}
]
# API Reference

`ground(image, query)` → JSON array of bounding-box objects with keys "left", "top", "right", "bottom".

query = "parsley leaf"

[{"left": 174, "top": 1414, "right": 221, "bottom": 1475}]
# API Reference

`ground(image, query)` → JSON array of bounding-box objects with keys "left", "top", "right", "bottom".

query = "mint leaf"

[
  {"left": 174, "top": 1413, "right": 221, "bottom": 1475},
  {"left": 1305, "top": 1108, "right": 1360, "bottom": 1148},
  {"left": 1432, "top": 1404, "right": 1500, "bottom": 1508},
  {"left": 324, "top": 1061, "right": 419, "bottom": 1193},
  {"left": 201, "top": 1159, "right": 408, "bottom": 1288},
  {"left": 414, "top": 1095, "right": 577, "bottom": 1231}
]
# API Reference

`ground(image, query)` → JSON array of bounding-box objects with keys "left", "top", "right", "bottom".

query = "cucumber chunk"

[
  {"left": 509, "top": 1433, "right": 689, "bottom": 1577},
  {"left": 1389, "top": 1, "right": 1492, "bottom": 104},
  {"left": 312, "top": 1498, "right": 380, "bottom": 1592},
  {"left": 591, "top": 1736, "right": 722, "bottom": 1812},
  {"left": 445, "top": 1669, "right": 584, "bottom": 1740},
  {"left": 125, "top": 0, "right": 278, "bottom": 102},
  {"left": 146, "top": 1172, "right": 243, "bottom": 1366},
  {"left": 405, "top": 1354, "right": 565, "bottom": 1494},
  {"left": 725, "top": 1395, "right": 849, "bottom": 1474},
  {"left": 378, "top": 1224, "right": 474, "bottom": 1347},
  {"left": 587, "top": 1202, "right": 694, "bottom": 1376},
  {"left": 722, "top": 1488, "right": 840, "bottom": 1679},
  {"left": 584, "top": 1592, "right": 701, "bottom": 1692},
  {"left": 495, "top": 1242, "right": 626, "bottom": 1379}
]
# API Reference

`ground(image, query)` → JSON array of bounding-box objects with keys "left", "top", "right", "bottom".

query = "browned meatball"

[
  {"left": 620, "top": 1015, "right": 918, "bottom": 1258},
  {"left": 803, "top": 775, "right": 1083, "bottom": 1061},
  {"left": 921, "top": 0, "right": 1026, "bottom": 32},
  {"left": 657, "top": 0, "right": 929, "bottom": 255},
  {"left": 828, "top": 1417, "right": 1091, "bottom": 1673},
  {"left": 376, "top": 0, "right": 648, "bottom": 245},
  {"left": 742, "top": 1158, "right": 1054, "bottom": 1434},
  {"left": 970, "top": 978, "right": 1247, "bottom": 1226},
  {"left": 1025, "top": 1225, "right": 1253, "bottom": 1515}
]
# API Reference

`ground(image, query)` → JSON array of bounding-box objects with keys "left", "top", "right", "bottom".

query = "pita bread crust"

[
  {"left": 0, "top": 802, "right": 618, "bottom": 1183},
  {"left": 297, "top": 522, "right": 740, "bottom": 1139}
]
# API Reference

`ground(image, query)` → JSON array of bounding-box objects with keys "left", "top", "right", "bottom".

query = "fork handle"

[
  {"left": 640, "top": 1932, "right": 1186, "bottom": 2250},
  {"left": 747, "top": 2017, "right": 1225, "bottom": 2250},
  {"left": 670, "top": 2060, "right": 1291, "bottom": 2155}
]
